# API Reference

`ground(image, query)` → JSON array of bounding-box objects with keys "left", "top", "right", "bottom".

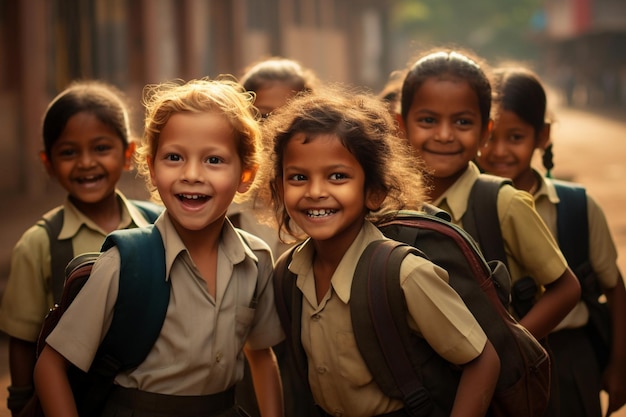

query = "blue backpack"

[{"left": 25, "top": 225, "right": 170, "bottom": 417}]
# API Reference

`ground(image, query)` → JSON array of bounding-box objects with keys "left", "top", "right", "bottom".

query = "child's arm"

[
  {"left": 244, "top": 345, "right": 284, "bottom": 417},
  {"left": 7, "top": 337, "right": 36, "bottom": 416},
  {"left": 34, "top": 344, "right": 78, "bottom": 417},
  {"left": 603, "top": 271, "right": 626, "bottom": 416},
  {"left": 449, "top": 340, "right": 500, "bottom": 417},
  {"left": 519, "top": 267, "right": 580, "bottom": 340}
]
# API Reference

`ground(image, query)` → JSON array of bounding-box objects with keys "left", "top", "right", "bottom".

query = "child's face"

[
  {"left": 476, "top": 109, "right": 539, "bottom": 184},
  {"left": 41, "top": 111, "right": 131, "bottom": 205},
  {"left": 281, "top": 133, "right": 373, "bottom": 246},
  {"left": 253, "top": 82, "right": 297, "bottom": 118},
  {"left": 148, "top": 112, "right": 249, "bottom": 234},
  {"left": 404, "top": 78, "right": 489, "bottom": 180}
]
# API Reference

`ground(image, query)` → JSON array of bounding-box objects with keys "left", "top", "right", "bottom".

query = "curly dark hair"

[{"left": 253, "top": 85, "right": 427, "bottom": 241}]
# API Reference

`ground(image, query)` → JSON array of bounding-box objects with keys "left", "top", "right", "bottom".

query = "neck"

[
  {"left": 426, "top": 175, "right": 461, "bottom": 202},
  {"left": 514, "top": 170, "right": 539, "bottom": 195}
]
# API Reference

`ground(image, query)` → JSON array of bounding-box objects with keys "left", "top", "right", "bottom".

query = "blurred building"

[
  {"left": 541, "top": 0, "right": 626, "bottom": 108},
  {"left": 0, "top": 0, "right": 394, "bottom": 197}
]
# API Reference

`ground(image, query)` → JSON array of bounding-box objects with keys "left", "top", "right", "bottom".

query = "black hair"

[
  {"left": 240, "top": 57, "right": 318, "bottom": 94},
  {"left": 401, "top": 49, "right": 492, "bottom": 128},
  {"left": 492, "top": 67, "right": 546, "bottom": 136},
  {"left": 42, "top": 80, "right": 131, "bottom": 157}
]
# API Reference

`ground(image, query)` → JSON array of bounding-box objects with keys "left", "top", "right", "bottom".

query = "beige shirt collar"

[
  {"left": 535, "top": 170, "right": 560, "bottom": 204},
  {"left": 58, "top": 190, "right": 142, "bottom": 240},
  {"left": 289, "top": 221, "right": 385, "bottom": 306},
  {"left": 155, "top": 212, "right": 258, "bottom": 281},
  {"left": 432, "top": 162, "right": 480, "bottom": 223}
]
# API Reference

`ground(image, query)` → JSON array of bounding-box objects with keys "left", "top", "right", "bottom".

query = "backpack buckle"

[{"left": 404, "top": 387, "right": 433, "bottom": 417}]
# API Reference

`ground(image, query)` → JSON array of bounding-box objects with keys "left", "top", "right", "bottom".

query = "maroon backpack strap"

[{"left": 351, "top": 239, "right": 442, "bottom": 417}]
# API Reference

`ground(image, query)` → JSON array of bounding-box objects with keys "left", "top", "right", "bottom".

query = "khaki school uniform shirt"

[
  {"left": 433, "top": 162, "right": 568, "bottom": 287},
  {"left": 46, "top": 212, "right": 284, "bottom": 395},
  {"left": 0, "top": 191, "right": 151, "bottom": 341},
  {"left": 534, "top": 173, "right": 619, "bottom": 330},
  {"left": 289, "top": 221, "right": 486, "bottom": 417}
]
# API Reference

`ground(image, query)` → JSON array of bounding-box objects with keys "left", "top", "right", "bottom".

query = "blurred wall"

[{"left": 0, "top": 0, "right": 394, "bottom": 198}]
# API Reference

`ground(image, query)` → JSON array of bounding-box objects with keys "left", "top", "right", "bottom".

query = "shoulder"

[
  {"left": 236, "top": 228, "right": 274, "bottom": 267},
  {"left": 496, "top": 183, "right": 535, "bottom": 217},
  {"left": 13, "top": 220, "right": 53, "bottom": 257},
  {"left": 236, "top": 228, "right": 273, "bottom": 253}
]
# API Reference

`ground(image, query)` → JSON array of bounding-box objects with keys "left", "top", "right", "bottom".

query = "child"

[
  {"left": 399, "top": 49, "right": 581, "bottom": 343},
  {"left": 33, "top": 78, "right": 285, "bottom": 417},
  {"left": 476, "top": 66, "right": 626, "bottom": 417},
  {"left": 239, "top": 56, "right": 319, "bottom": 120},
  {"left": 254, "top": 87, "right": 500, "bottom": 417},
  {"left": 229, "top": 56, "right": 320, "bottom": 259},
  {"left": 0, "top": 80, "right": 160, "bottom": 416}
]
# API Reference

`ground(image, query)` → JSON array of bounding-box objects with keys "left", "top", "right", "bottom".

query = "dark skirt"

[
  {"left": 545, "top": 327, "right": 602, "bottom": 417},
  {"left": 100, "top": 386, "right": 249, "bottom": 417}
]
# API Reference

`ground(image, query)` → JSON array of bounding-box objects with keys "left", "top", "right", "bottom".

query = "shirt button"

[
  {"left": 333, "top": 410, "right": 343, "bottom": 417},
  {"left": 312, "top": 314, "right": 321, "bottom": 321},
  {"left": 216, "top": 352, "right": 223, "bottom": 363},
  {"left": 316, "top": 366, "right": 327, "bottom": 374}
]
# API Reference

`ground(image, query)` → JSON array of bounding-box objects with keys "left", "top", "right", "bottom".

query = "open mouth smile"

[
  {"left": 74, "top": 174, "right": 105, "bottom": 184},
  {"left": 306, "top": 209, "right": 337, "bottom": 217},
  {"left": 177, "top": 193, "right": 209, "bottom": 202}
]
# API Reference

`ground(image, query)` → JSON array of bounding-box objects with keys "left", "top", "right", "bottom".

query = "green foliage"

[{"left": 391, "top": 0, "right": 544, "bottom": 63}]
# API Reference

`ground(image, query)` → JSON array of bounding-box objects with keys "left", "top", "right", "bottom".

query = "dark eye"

[
  {"left": 58, "top": 148, "right": 77, "bottom": 158},
  {"left": 165, "top": 153, "right": 181, "bottom": 162},
  {"left": 288, "top": 174, "right": 307, "bottom": 182},
  {"left": 207, "top": 156, "right": 222, "bottom": 164},
  {"left": 94, "top": 143, "right": 113, "bottom": 153},
  {"left": 329, "top": 173, "right": 348, "bottom": 181}
]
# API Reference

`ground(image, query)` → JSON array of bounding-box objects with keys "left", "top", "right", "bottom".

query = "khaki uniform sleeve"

[
  {"left": 0, "top": 224, "right": 53, "bottom": 341},
  {"left": 400, "top": 254, "right": 486, "bottom": 365},
  {"left": 498, "top": 185, "right": 568, "bottom": 285}
]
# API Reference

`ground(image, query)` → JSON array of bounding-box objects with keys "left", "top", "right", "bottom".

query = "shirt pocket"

[
  {"left": 336, "top": 330, "right": 374, "bottom": 387},
  {"left": 235, "top": 305, "right": 256, "bottom": 342}
]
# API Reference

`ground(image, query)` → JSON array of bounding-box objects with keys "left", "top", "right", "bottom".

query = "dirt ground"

[{"left": 0, "top": 102, "right": 624, "bottom": 416}]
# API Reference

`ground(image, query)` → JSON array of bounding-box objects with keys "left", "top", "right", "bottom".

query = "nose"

[
  {"left": 77, "top": 150, "right": 96, "bottom": 168},
  {"left": 305, "top": 177, "right": 328, "bottom": 200},
  {"left": 182, "top": 160, "right": 204, "bottom": 183},
  {"left": 434, "top": 122, "right": 453, "bottom": 143}
]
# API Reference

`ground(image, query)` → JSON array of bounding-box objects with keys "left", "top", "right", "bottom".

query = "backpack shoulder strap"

[
  {"left": 130, "top": 199, "right": 163, "bottom": 223},
  {"left": 273, "top": 246, "right": 309, "bottom": 382},
  {"left": 351, "top": 239, "right": 436, "bottom": 416},
  {"left": 464, "top": 174, "right": 510, "bottom": 267},
  {"left": 97, "top": 225, "right": 170, "bottom": 368},
  {"left": 38, "top": 207, "right": 72, "bottom": 304},
  {"left": 552, "top": 180, "right": 589, "bottom": 269}
]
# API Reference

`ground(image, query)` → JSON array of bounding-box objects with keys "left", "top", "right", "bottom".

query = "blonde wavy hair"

[{"left": 135, "top": 77, "right": 261, "bottom": 203}]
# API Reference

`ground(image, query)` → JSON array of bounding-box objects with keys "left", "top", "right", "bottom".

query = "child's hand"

[{"left": 603, "top": 360, "right": 626, "bottom": 416}]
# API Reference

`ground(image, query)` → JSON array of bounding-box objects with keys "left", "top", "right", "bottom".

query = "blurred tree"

[{"left": 391, "top": 0, "right": 544, "bottom": 65}]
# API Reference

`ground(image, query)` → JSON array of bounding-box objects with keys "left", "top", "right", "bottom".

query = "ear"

[
  {"left": 39, "top": 151, "right": 55, "bottom": 177},
  {"left": 479, "top": 119, "right": 493, "bottom": 148},
  {"left": 237, "top": 165, "right": 258, "bottom": 194},
  {"left": 537, "top": 123, "right": 551, "bottom": 151},
  {"left": 123, "top": 142, "right": 136, "bottom": 171},
  {"left": 365, "top": 187, "right": 387, "bottom": 211},
  {"left": 395, "top": 114, "right": 407, "bottom": 138},
  {"left": 147, "top": 156, "right": 157, "bottom": 187}
]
